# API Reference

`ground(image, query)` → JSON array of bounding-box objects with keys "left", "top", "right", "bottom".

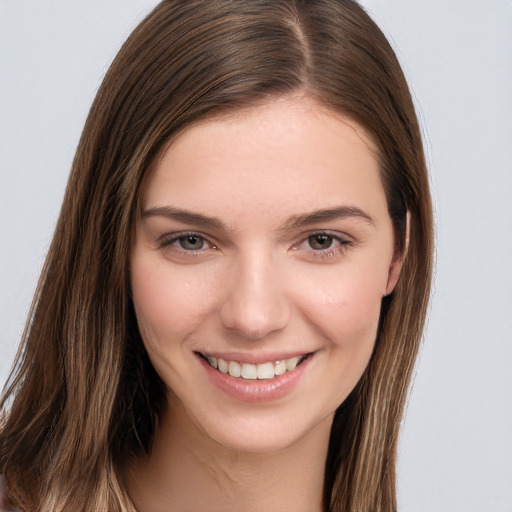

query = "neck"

[{"left": 126, "top": 401, "right": 333, "bottom": 512}]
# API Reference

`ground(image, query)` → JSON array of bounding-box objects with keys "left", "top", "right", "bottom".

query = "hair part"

[{"left": 1, "top": 1, "right": 433, "bottom": 511}]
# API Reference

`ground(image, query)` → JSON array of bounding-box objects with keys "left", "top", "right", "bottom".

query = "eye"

[
  {"left": 308, "top": 233, "right": 335, "bottom": 250},
  {"left": 176, "top": 234, "right": 207, "bottom": 251},
  {"left": 156, "top": 231, "right": 218, "bottom": 258},
  {"left": 291, "top": 230, "right": 354, "bottom": 262}
]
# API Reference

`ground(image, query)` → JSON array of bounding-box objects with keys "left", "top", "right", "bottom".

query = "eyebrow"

[
  {"left": 282, "top": 206, "right": 375, "bottom": 230},
  {"left": 142, "top": 206, "right": 225, "bottom": 229},
  {"left": 141, "top": 205, "right": 374, "bottom": 231}
]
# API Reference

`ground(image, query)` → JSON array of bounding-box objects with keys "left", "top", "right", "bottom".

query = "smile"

[{"left": 200, "top": 354, "right": 310, "bottom": 380}]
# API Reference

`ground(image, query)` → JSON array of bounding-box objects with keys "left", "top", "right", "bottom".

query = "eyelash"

[
  {"left": 292, "top": 232, "right": 353, "bottom": 261},
  {"left": 157, "top": 230, "right": 353, "bottom": 261},
  {"left": 157, "top": 231, "right": 217, "bottom": 258}
]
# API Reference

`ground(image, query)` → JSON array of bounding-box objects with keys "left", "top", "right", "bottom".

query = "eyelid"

[
  {"left": 155, "top": 228, "right": 354, "bottom": 261},
  {"left": 157, "top": 230, "right": 218, "bottom": 251},
  {"left": 290, "top": 229, "right": 355, "bottom": 261},
  {"left": 291, "top": 229, "right": 354, "bottom": 247}
]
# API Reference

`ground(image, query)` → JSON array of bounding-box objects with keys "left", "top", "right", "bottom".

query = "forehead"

[{"left": 142, "top": 96, "right": 386, "bottom": 225}]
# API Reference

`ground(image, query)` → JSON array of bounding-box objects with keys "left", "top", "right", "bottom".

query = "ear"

[{"left": 385, "top": 211, "right": 410, "bottom": 296}]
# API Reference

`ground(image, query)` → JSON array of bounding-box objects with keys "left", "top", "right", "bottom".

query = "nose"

[{"left": 219, "top": 253, "right": 291, "bottom": 340}]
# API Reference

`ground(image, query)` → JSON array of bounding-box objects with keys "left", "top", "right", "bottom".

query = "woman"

[{"left": 0, "top": 0, "right": 433, "bottom": 511}]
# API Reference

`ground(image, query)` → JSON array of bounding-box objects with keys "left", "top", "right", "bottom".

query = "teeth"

[
  {"left": 206, "top": 354, "right": 308, "bottom": 380},
  {"left": 274, "top": 360, "right": 286, "bottom": 376},
  {"left": 218, "top": 358, "right": 228, "bottom": 374},
  {"left": 228, "top": 361, "right": 241, "bottom": 378},
  {"left": 257, "top": 362, "right": 274, "bottom": 380},
  {"left": 286, "top": 356, "right": 301, "bottom": 371},
  {"left": 241, "top": 363, "right": 258, "bottom": 379}
]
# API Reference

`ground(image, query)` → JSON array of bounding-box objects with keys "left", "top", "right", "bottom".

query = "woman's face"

[{"left": 131, "top": 96, "right": 402, "bottom": 453}]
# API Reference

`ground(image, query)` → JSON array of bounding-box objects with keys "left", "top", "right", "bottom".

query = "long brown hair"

[{"left": 0, "top": 1, "right": 433, "bottom": 510}]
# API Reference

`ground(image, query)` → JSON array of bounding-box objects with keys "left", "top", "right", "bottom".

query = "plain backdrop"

[{"left": 1, "top": 1, "right": 511, "bottom": 511}]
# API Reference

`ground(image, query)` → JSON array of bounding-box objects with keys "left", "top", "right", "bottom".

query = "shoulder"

[{"left": 0, "top": 475, "right": 26, "bottom": 512}]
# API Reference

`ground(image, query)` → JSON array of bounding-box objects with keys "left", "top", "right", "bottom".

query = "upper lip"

[{"left": 196, "top": 350, "right": 315, "bottom": 365}]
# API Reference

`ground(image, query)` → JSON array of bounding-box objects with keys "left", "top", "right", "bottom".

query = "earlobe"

[
  {"left": 385, "top": 255, "right": 403, "bottom": 296},
  {"left": 385, "top": 211, "right": 410, "bottom": 296}
]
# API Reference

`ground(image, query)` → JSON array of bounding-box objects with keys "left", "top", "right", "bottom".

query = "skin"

[{"left": 127, "top": 95, "right": 403, "bottom": 512}]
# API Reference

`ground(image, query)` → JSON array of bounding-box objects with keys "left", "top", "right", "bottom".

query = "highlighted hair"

[{"left": 1, "top": 1, "right": 433, "bottom": 510}]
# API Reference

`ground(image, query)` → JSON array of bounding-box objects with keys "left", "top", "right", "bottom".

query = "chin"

[{"left": 187, "top": 404, "right": 337, "bottom": 456}]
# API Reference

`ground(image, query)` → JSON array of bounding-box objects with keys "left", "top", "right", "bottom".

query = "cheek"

[
  {"left": 299, "top": 269, "right": 385, "bottom": 407},
  {"left": 298, "top": 265, "right": 385, "bottom": 349},
  {"left": 130, "top": 255, "right": 221, "bottom": 348}
]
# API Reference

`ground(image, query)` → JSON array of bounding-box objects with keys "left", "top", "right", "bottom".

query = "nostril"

[
  {"left": 219, "top": 296, "right": 290, "bottom": 340},
  {"left": 218, "top": 258, "right": 291, "bottom": 339}
]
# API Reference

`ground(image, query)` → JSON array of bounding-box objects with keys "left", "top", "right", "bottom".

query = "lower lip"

[{"left": 198, "top": 355, "right": 313, "bottom": 403}]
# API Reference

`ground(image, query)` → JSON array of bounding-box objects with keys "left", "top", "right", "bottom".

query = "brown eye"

[
  {"left": 178, "top": 235, "right": 206, "bottom": 250},
  {"left": 308, "top": 234, "right": 334, "bottom": 250}
]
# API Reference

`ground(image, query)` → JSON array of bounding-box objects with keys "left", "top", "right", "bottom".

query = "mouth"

[{"left": 197, "top": 352, "right": 312, "bottom": 380}]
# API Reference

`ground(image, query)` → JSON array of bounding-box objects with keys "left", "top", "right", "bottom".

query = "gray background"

[{"left": 1, "top": 1, "right": 511, "bottom": 510}]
